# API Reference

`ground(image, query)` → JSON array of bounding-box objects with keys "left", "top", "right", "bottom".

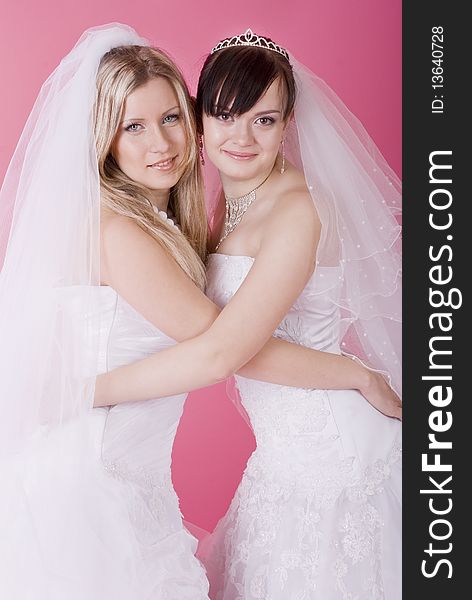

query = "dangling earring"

[
  {"left": 280, "top": 138, "right": 286, "bottom": 174},
  {"left": 199, "top": 135, "right": 205, "bottom": 166}
]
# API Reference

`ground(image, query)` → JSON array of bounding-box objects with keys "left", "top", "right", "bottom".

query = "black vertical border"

[{"left": 403, "top": 3, "right": 466, "bottom": 598}]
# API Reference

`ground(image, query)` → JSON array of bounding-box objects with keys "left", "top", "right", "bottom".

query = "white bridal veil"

[
  {"left": 0, "top": 24, "right": 151, "bottom": 596},
  {"left": 0, "top": 24, "right": 147, "bottom": 456},
  {"left": 289, "top": 56, "right": 402, "bottom": 395}
]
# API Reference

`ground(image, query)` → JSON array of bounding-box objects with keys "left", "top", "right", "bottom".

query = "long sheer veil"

[
  {"left": 0, "top": 24, "right": 153, "bottom": 595},
  {"left": 0, "top": 24, "right": 146, "bottom": 456},
  {"left": 290, "top": 57, "right": 402, "bottom": 395}
]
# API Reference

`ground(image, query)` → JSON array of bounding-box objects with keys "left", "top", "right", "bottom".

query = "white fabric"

[
  {"left": 199, "top": 254, "right": 401, "bottom": 600},
  {"left": 0, "top": 287, "right": 210, "bottom": 599}
]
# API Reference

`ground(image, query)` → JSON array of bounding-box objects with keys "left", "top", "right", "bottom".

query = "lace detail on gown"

[
  {"left": 102, "top": 458, "right": 174, "bottom": 538},
  {"left": 200, "top": 255, "right": 401, "bottom": 600}
]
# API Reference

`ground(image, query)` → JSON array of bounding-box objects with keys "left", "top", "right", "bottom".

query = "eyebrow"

[
  {"left": 121, "top": 106, "right": 180, "bottom": 123},
  {"left": 162, "top": 105, "right": 180, "bottom": 115},
  {"left": 213, "top": 106, "right": 281, "bottom": 116},
  {"left": 253, "top": 110, "right": 281, "bottom": 116}
]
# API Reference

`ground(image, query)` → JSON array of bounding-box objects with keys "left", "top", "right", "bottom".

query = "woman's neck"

[
  {"left": 149, "top": 188, "right": 171, "bottom": 212},
  {"left": 220, "top": 164, "right": 275, "bottom": 199}
]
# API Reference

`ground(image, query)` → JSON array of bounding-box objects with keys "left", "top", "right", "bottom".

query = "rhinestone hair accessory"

[{"left": 211, "top": 29, "right": 290, "bottom": 62}]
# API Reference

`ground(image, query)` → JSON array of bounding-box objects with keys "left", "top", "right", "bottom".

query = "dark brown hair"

[{"left": 195, "top": 42, "right": 296, "bottom": 131}]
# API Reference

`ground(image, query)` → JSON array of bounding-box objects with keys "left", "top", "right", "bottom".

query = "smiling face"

[
  {"left": 202, "top": 79, "right": 287, "bottom": 187},
  {"left": 112, "top": 77, "right": 187, "bottom": 206}
]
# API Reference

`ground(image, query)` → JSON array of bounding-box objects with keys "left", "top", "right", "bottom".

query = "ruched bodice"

[
  {"left": 96, "top": 287, "right": 181, "bottom": 371},
  {"left": 95, "top": 288, "right": 187, "bottom": 478}
]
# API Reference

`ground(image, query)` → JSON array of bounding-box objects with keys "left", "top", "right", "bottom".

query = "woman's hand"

[{"left": 359, "top": 370, "right": 402, "bottom": 421}]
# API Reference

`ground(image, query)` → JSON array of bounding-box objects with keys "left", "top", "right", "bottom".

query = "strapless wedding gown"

[
  {"left": 201, "top": 254, "right": 401, "bottom": 600},
  {"left": 0, "top": 287, "right": 209, "bottom": 600}
]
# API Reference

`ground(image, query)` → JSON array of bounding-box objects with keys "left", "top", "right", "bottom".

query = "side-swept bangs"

[{"left": 196, "top": 45, "right": 296, "bottom": 129}]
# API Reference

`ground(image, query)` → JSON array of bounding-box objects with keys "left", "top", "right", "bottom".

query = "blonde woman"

[{"left": 0, "top": 25, "right": 211, "bottom": 600}]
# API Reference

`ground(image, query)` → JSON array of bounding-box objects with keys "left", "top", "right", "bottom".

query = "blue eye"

[
  {"left": 125, "top": 123, "right": 142, "bottom": 132},
  {"left": 163, "top": 114, "right": 179, "bottom": 124}
]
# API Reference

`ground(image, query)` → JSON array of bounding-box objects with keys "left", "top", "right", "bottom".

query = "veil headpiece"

[
  {"left": 211, "top": 28, "right": 290, "bottom": 61},
  {"left": 208, "top": 31, "right": 402, "bottom": 399},
  {"left": 0, "top": 24, "right": 148, "bottom": 456}
]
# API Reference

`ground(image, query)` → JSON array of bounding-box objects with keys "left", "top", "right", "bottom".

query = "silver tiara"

[{"left": 211, "top": 29, "right": 289, "bottom": 61}]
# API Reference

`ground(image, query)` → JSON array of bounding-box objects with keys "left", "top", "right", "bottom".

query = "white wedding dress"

[
  {"left": 0, "top": 287, "right": 209, "bottom": 600},
  {"left": 201, "top": 254, "right": 402, "bottom": 600}
]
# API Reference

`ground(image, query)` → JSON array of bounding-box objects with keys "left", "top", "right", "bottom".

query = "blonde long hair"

[{"left": 95, "top": 45, "right": 207, "bottom": 288}]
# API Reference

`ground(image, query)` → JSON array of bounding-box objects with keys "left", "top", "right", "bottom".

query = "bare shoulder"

[
  {"left": 267, "top": 169, "right": 321, "bottom": 236},
  {"left": 279, "top": 188, "right": 319, "bottom": 222},
  {"left": 100, "top": 210, "right": 170, "bottom": 286},
  {"left": 100, "top": 210, "right": 163, "bottom": 255},
  {"left": 101, "top": 210, "right": 142, "bottom": 242}
]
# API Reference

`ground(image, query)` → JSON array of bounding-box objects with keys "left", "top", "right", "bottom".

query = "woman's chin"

[{"left": 218, "top": 163, "right": 261, "bottom": 183}]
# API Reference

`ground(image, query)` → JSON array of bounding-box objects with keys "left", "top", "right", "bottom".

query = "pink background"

[{"left": 0, "top": 0, "right": 401, "bottom": 532}]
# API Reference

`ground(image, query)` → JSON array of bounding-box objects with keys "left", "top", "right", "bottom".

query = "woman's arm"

[
  {"left": 96, "top": 191, "right": 316, "bottom": 404},
  {"left": 96, "top": 195, "right": 402, "bottom": 420},
  {"left": 239, "top": 338, "right": 364, "bottom": 388},
  {"left": 236, "top": 340, "right": 401, "bottom": 419}
]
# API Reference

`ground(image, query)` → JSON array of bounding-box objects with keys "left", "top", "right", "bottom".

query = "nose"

[
  {"left": 147, "top": 125, "right": 171, "bottom": 154},
  {"left": 233, "top": 119, "right": 254, "bottom": 147}
]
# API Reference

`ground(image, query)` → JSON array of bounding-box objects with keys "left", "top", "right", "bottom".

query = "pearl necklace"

[
  {"left": 151, "top": 205, "right": 180, "bottom": 230},
  {"left": 216, "top": 167, "right": 273, "bottom": 251}
]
